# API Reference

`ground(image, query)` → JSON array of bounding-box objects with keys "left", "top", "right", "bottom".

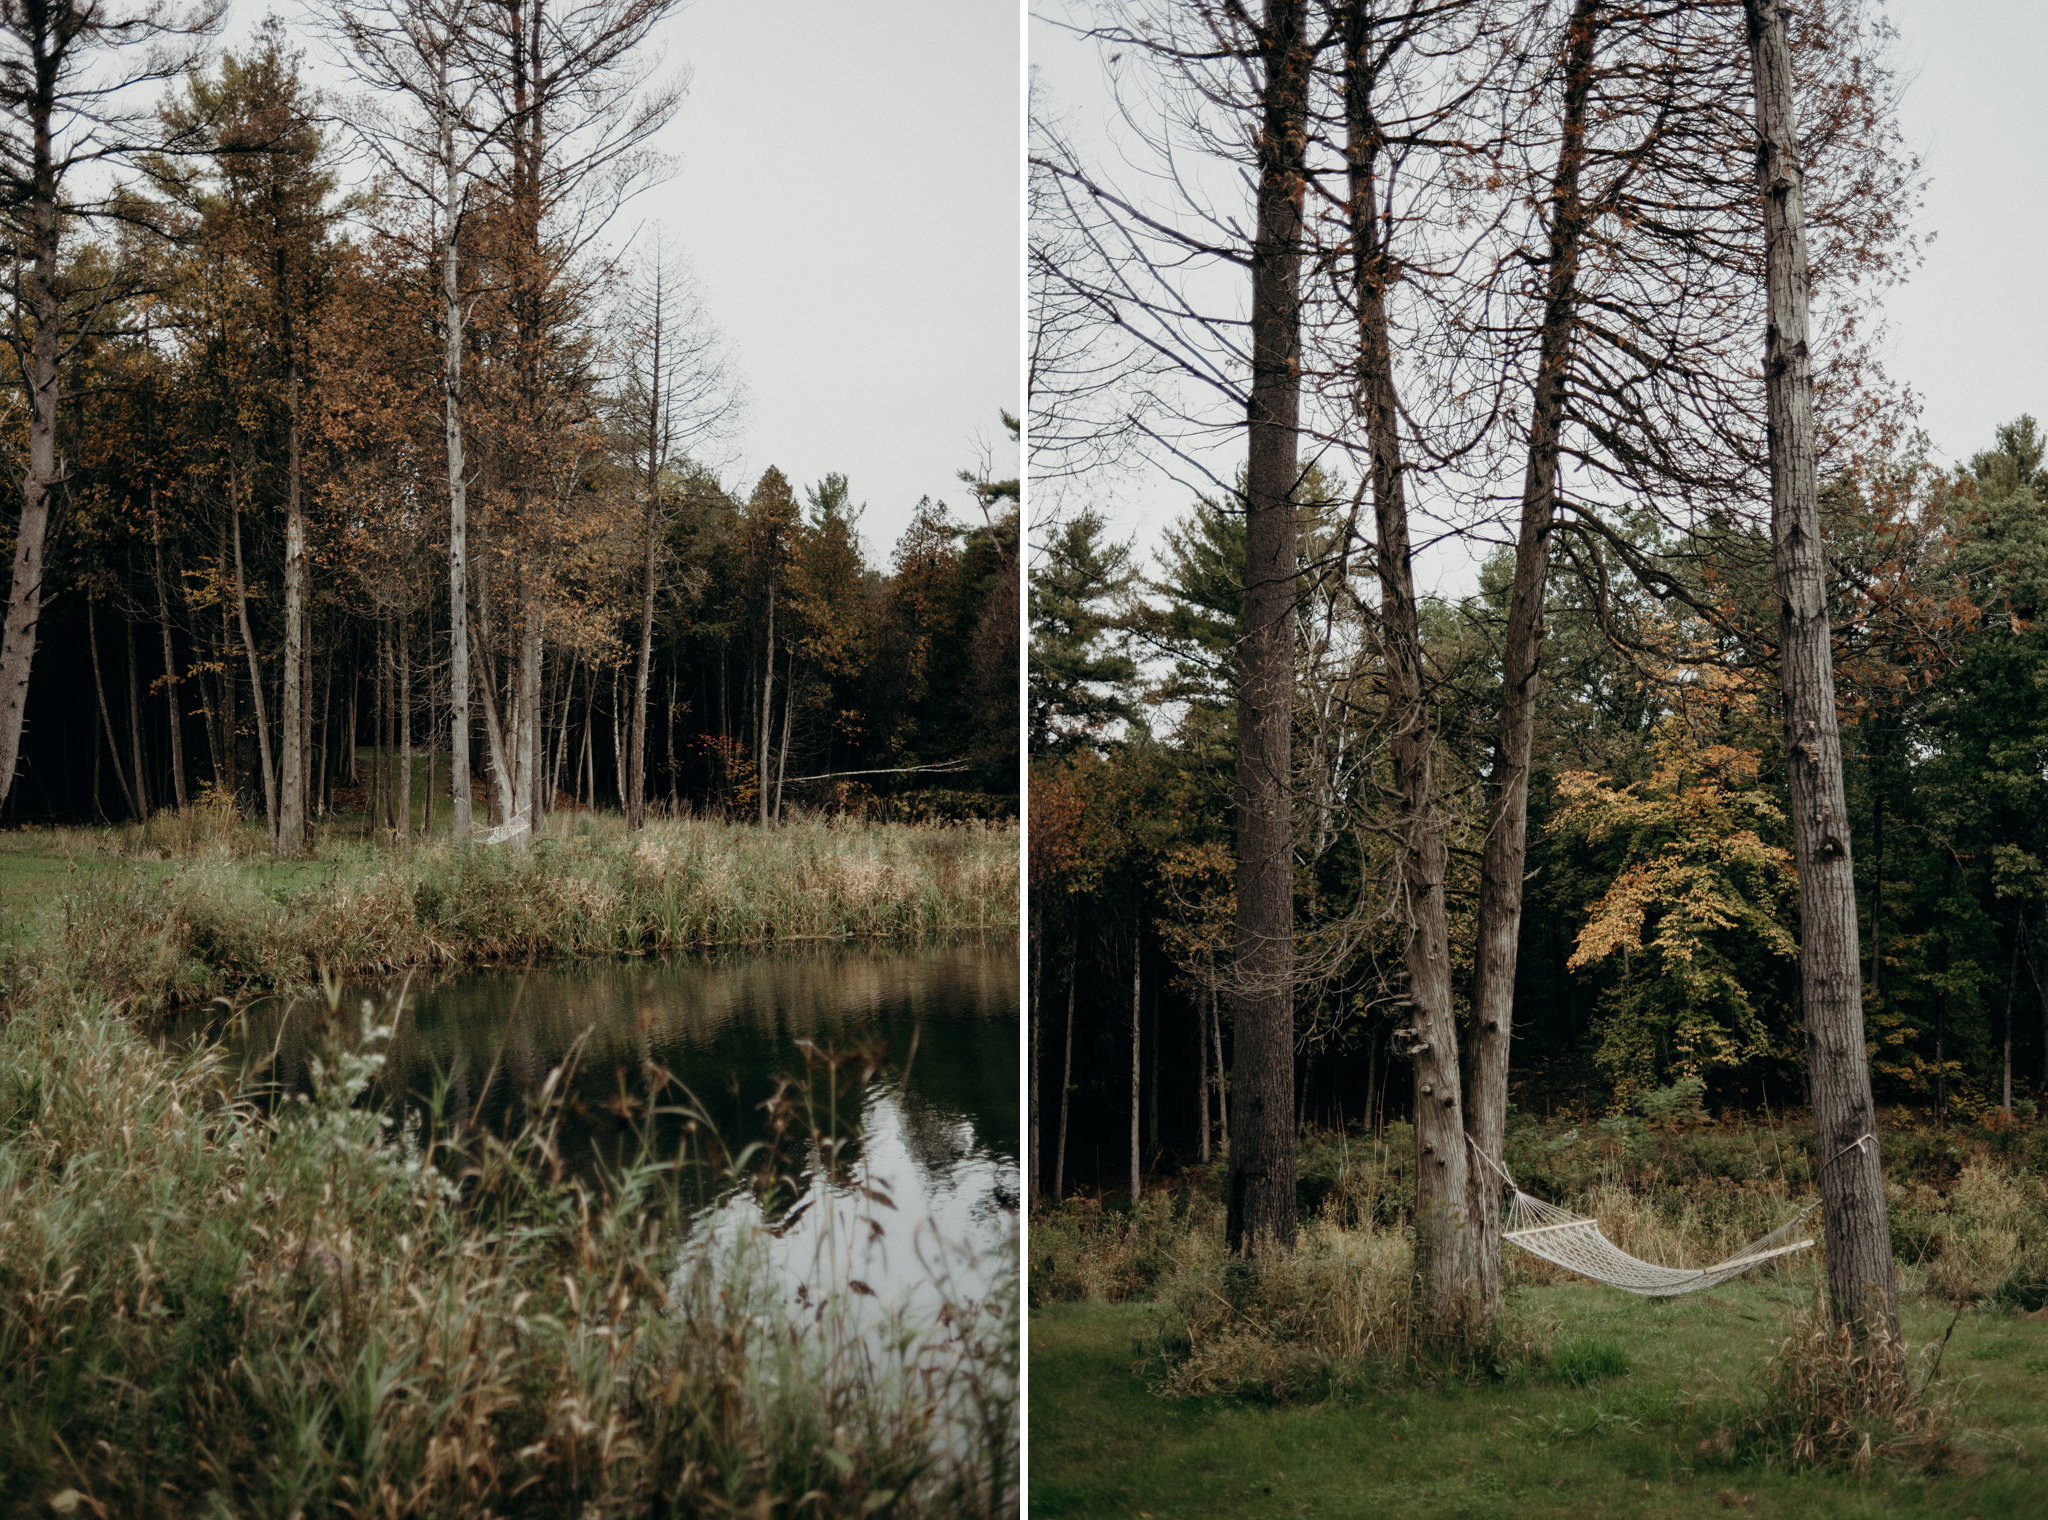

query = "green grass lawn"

[{"left": 1029, "top": 1289, "right": 2048, "bottom": 1519}]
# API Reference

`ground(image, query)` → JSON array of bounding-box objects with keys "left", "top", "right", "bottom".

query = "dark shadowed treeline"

[{"left": 1029, "top": 417, "right": 2048, "bottom": 1196}]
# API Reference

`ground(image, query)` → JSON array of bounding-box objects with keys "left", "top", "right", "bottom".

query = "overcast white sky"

[
  {"left": 1030, "top": 1, "right": 2048, "bottom": 588},
  {"left": 647, "top": 1, "right": 1020, "bottom": 559},
  {"left": 252, "top": 1, "right": 1020, "bottom": 564}
]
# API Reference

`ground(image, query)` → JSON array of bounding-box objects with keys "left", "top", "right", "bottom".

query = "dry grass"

[
  {"left": 0, "top": 988, "right": 1017, "bottom": 1517},
  {"left": 1719, "top": 1300, "right": 1956, "bottom": 1472},
  {"left": 0, "top": 811, "right": 1018, "bottom": 1016}
]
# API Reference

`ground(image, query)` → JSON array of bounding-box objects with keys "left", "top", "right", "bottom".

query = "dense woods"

[
  {"left": 1026, "top": 0, "right": 2032, "bottom": 1347},
  {"left": 0, "top": 11, "right": 1019, "bottom": 838}
]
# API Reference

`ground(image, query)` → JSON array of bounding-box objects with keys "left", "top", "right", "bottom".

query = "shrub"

[{"left": 1723, "top": 1306, "right": 1952, "bottom": 1473}]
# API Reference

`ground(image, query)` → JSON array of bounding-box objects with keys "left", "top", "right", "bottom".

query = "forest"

[
  {"left": 1028, "top": 4, "right": 2048, "bottom": 1500},
  {"left": 1032, "top": 422, "right": 2048, "bottom": 1191},
  {"left": 0, "top": 10, "right": 1019, "bottom": 840}
]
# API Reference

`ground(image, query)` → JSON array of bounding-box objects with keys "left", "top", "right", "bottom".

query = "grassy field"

[
  {"left": 1031, "top": 1289, "right": 2046, "bottom": 1519},
  {"left": 1028, "top": 1114, "right": 2048, "bottom": 1519}
]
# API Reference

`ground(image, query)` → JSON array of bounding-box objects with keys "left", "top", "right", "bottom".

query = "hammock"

[
  {"left": 1472, "top": 1136, "right": 1821, "bottom": 1298},
  {"left": 482, "top": 812, "right": 531, "bottom": 847}
]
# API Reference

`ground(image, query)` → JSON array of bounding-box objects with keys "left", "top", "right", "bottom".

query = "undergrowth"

[
  {"left": 0, "top": 985, "right": 1017, "bottom": 1517},
  {"left": 1033, "top": 1109, "right": 2048, "bottom": 1473}
]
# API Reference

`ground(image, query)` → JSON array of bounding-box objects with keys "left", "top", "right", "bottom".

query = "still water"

[{"left": 198, "top": 940, "right": 1020, "bottom": 1328}]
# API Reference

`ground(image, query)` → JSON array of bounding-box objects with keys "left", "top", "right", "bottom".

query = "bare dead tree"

[
  {"left": 618, "top": 235, "right": 743, "bottom": 831},
  {"left": 1746, "top": 0, "right": 1898, "bottom": 1348}
]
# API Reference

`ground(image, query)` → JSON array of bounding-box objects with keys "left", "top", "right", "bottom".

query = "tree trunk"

[
  {"left": 1213, "top": 978, "right": 1229, "bottom": 1140},
  {"left": 125, "top": 613, "right": 151, "bottom": 822},
  {"left": 424, "top": 658, "right": 437, "bottom": 838},
  {"left": 1030, "top": 923, "right": 1042, "bottom": 1200},
  {"left": 628, "top": 273, "right": 663, "bottom": 831},
  {"left": 88, "top": 603, "right": 139, "bottom": 820},
  {"left": 1198, "top": 972, "right": 1212, "bottom": 1165},
  {"left": 0, "top": 123, "right": 62, "bottom": 812},
  {"left": 1227, "top": 0, "right": 1310, "bottom": 1259},
  {"left": 317, "top": 640, "right": 333, "bottom": 817},
  {"left": 471, "top": 620, "right": 515, "bottom": 825},
  {"left": 2002, "top": 926, "right": 2019, "bottom": 1120},
  {"left": 1056, "top": 953, "right": 1076, "bottom": 1200},
  {"left": 442, "top": 99, "right": 474, "bottom": 842},
  {"left": 523, "top": 609, "right": 543, "bottom": 833},
  {"left": 279, "top": 360, "right": 307, "bottom": 855},
  {"left": 397, "top": 615, "right": 412, "bottom": 840},
  {"left": 152, "top": 512, "right": 188, "bottom": 810},
  {"left": 374, "top": 620, "right": 388, "bottom": 830},
  {"left": 759, "top": 579, "right": 776, "bottom": 826},
  {"left": 1747, "top": 0, "right": 1898, "bottom": 1344},
  {"left": 774, "top": 648, "right": 794, "bottom": 822},
  {"left": 232, "top": 486, "right": 279, "bottom": 844},
  {"left": 217, "top": 545, "right": 238, "bottom": 799},
  {"left": 666, "top": 663, "right": 679, "bottom": 810},
  {"left": 1869, "top": 754, "right": 1885, "bottom": 1002},
  {"left": 1343, "top": 7, "right": 1469, "bottom": 1338},
  {"left": 1464, "top": 0, "right": 1600, "bottom": 1319},
  {"left": 1130, "top": 929, "right": 1143, "bottom": 1203}
]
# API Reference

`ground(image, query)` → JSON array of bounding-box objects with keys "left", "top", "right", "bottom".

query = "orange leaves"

[{"left": 1549, "top": 698, "right": 1800, "bottom": 1098}]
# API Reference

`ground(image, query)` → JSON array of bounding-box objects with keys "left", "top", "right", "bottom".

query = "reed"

[
  {"left": 0, "top": 812, "right": 1018, "bottom": 1015},
  {"left": 0, "top": 988, "right": 1018, "bottom": 1517}
]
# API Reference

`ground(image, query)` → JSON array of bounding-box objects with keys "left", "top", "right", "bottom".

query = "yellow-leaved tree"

[{"left": 1548, "top": 671, "right": 1801, "bottom": 1108}]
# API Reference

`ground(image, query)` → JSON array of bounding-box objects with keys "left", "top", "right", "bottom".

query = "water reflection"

[{"left": 193, "top": 939, "right": 1019, "bottom": 1321}]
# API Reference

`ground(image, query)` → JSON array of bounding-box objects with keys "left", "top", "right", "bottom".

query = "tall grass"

[
  {"left": 1033, "top": 1108, "right": 2048, "bottom": 1439},
  {"left": 0, "top": 988, "right": 1017, "bottom": 1517},
  {"left": 0, "top": 811, "right": 1018, "bottom": 1015}
]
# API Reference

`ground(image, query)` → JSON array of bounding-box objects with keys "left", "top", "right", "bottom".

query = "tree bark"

[
  {"left": 152, "top": 512, "right": 188, "bottom": 810},
  {"left": 1343, "top": 2, "right": 1470, "bottom": 1338},
  {"left": 1747, "top": 0, "right": 1898, "bottom": 1344},
  {"left": 1056, "top": 958, "right": 1075, "bottom": 1200},
  {"left": 88, "top": 603, "right": 139, "bottom": 820},
  {"left": 1030, "top": 922, "right": 1042, "bottom": 1200},
  {"left": 279, "top": 358, "right": 307, "bottom": 854},
  {"left": 232, "top": 485, "right": 279, "bottom": 844},
  {"left": 774, "top": 648, "right": 794, "bottom": 821},
  {"left": 759, "top": 578, "right": 776, "bottom": 826},
  {"left": 1464, "top": 0, "right": 1600, "bottom": 1318},
  {"left": 441, "top": 86, "right": 474, "bottom": 842},
  {"left": 125, "top": 613, "right": 151, "bottom": 821},
  {"left": 628, "top": 267, "right": 664, "bottom": 831},
  {"left": 397, "top": 615, "right": 412, "bottom": 840},
  {"left": 1130, "top": 927, "right": 1143, "bottom": 1202},
  {"left": 1227, "top": 0, "right": 1310, "bottom": 1259},
  {"left": 2002, "top": 926, "right": 2019, "bottom": 1120},
  {"left": 1198, "top": 971, "right": 1212, "bottom": 1165},
  {"left": 0, "top": 100, "right": 62, "bottom": 811}
]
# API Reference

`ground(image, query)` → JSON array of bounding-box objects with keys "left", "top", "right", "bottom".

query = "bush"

[
  {"left": 1719, "top": 1306, "right": 1952, "bottom": 1473},
  {"left": 1151, "top": 1217, "right": 1414, "bottom": 1401}
]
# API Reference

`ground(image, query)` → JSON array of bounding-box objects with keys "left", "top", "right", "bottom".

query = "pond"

[{"left": 190, "top": 939, "right": 1020, "bottom": 1338}]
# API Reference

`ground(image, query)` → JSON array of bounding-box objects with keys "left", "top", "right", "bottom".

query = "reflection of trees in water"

[
  {"left": 889, "top": 1081, "right": 977, "bottom": 1188},
  {"left": 209, "top": 941, "right": 1016, "bottom": 1170}
]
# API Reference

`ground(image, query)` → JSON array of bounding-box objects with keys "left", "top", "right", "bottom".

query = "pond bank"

[{"left": 0, "top": 812, "right": 1018, "bottom": 1015}]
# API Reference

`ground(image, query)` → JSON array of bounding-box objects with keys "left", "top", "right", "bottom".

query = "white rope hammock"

[{"left": 1472, "top": 1135, "right": 1833, "bottom": 1298}]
